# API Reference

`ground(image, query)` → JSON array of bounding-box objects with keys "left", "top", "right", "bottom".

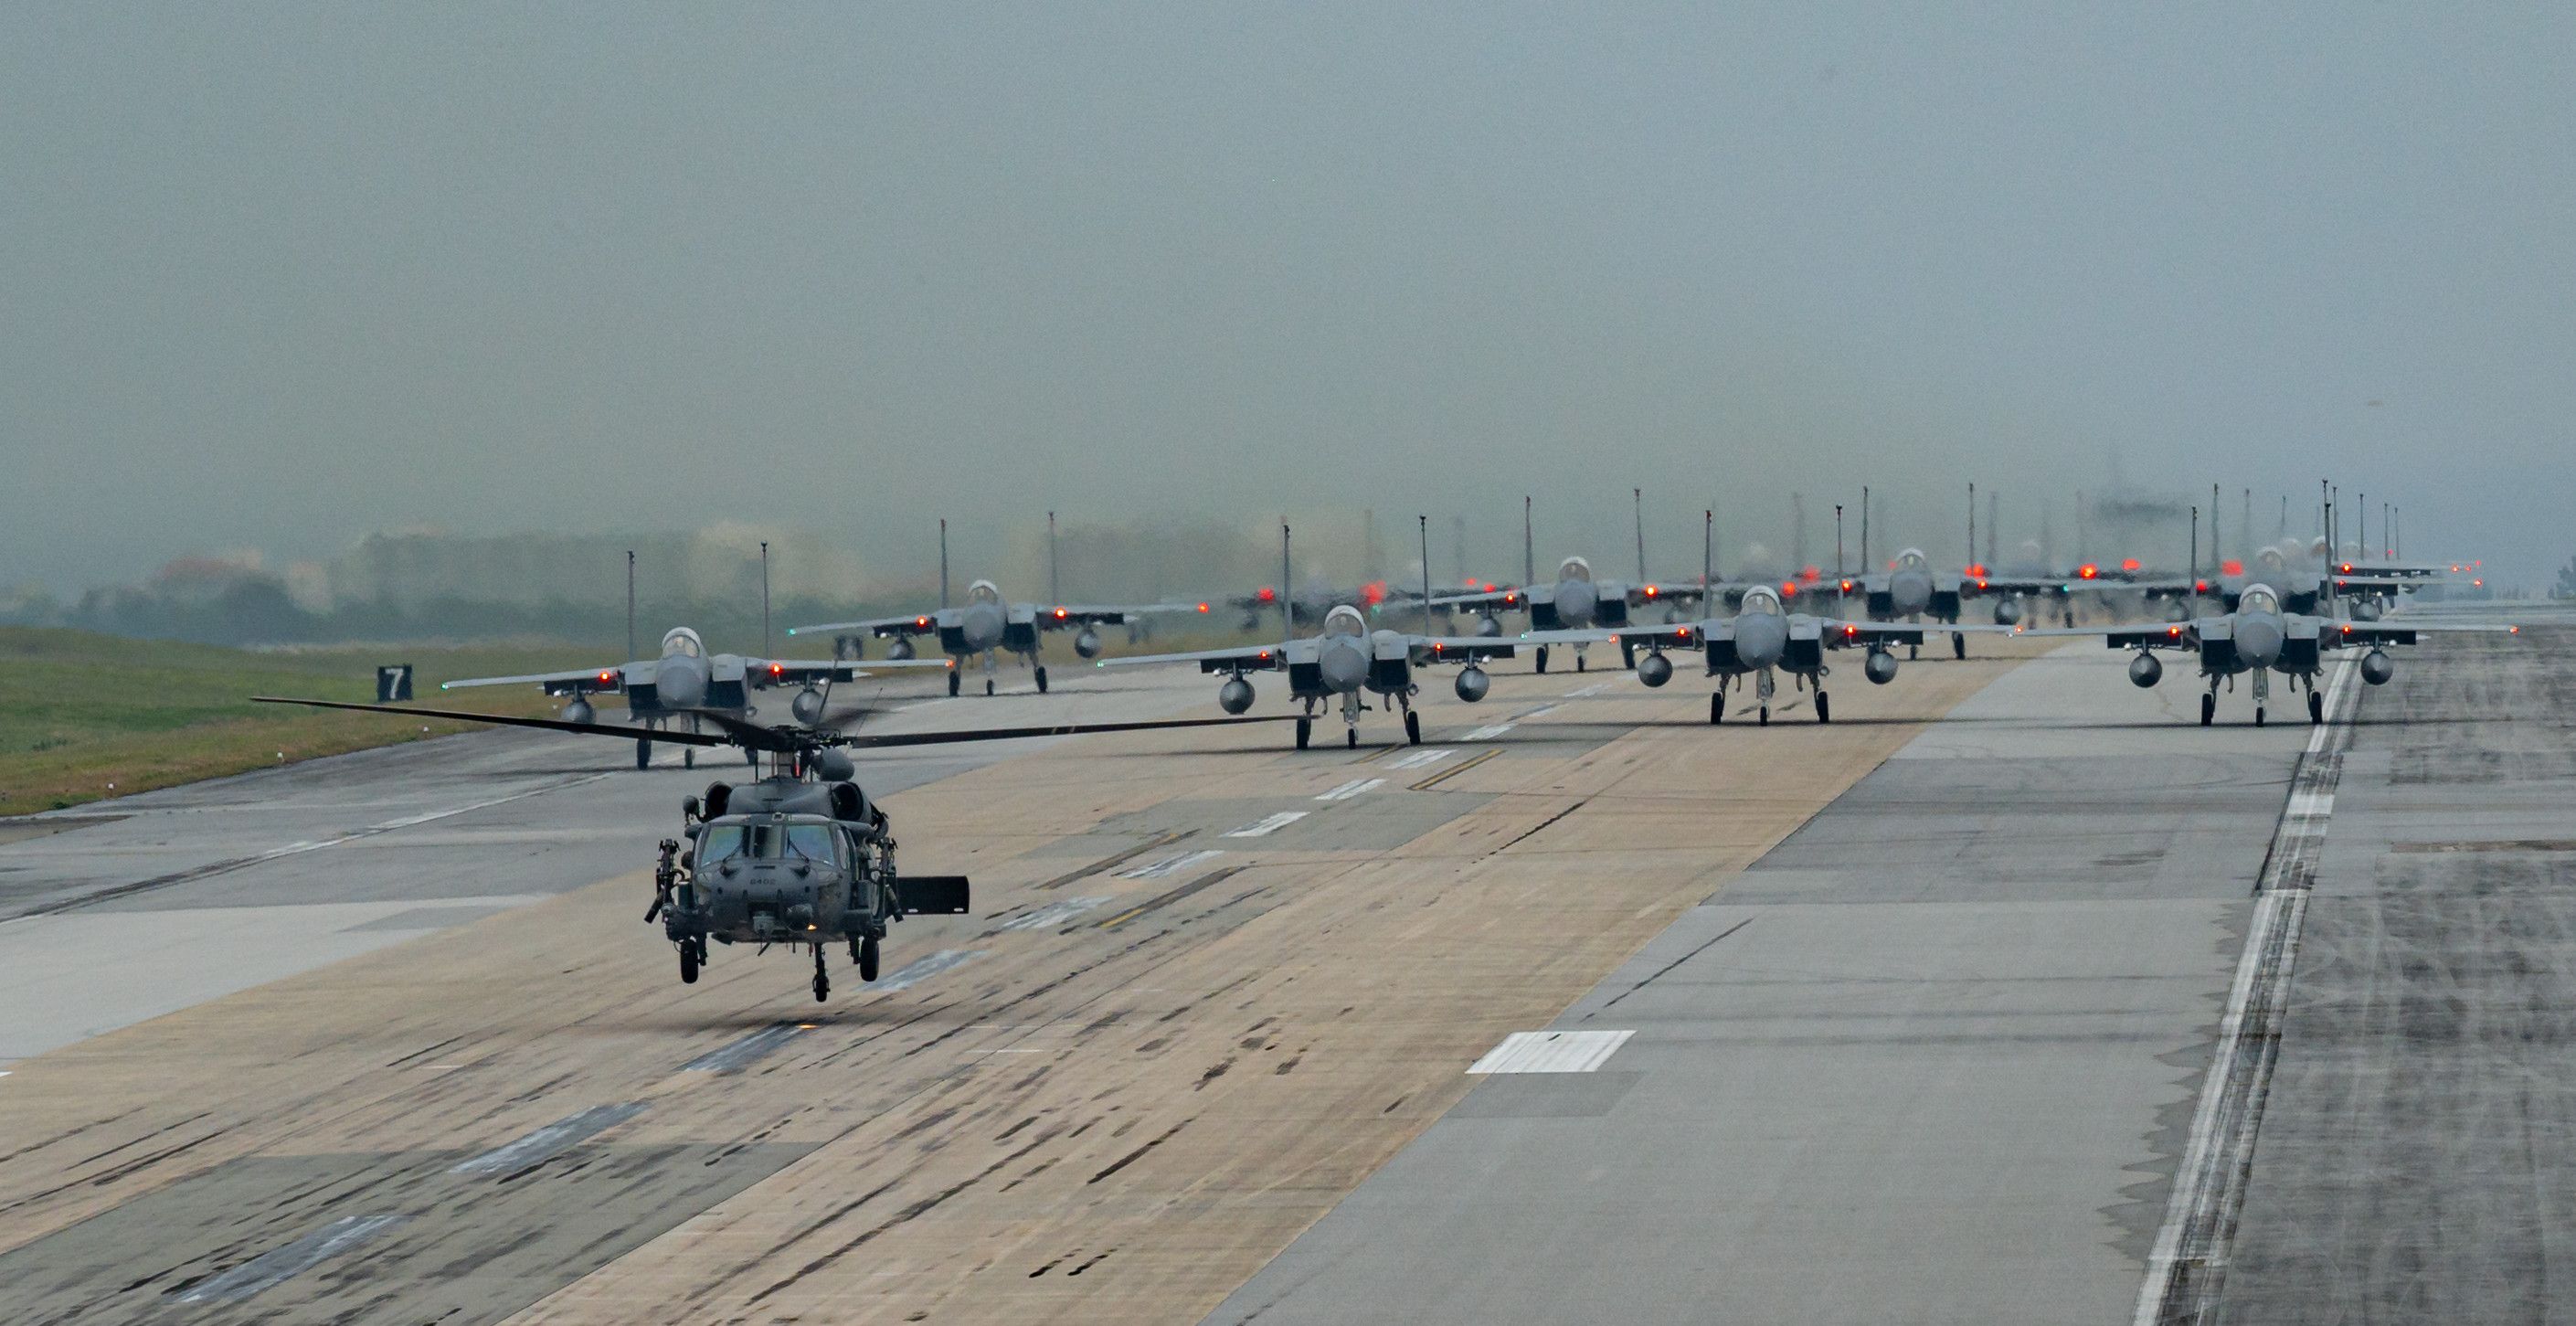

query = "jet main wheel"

[
  {"left": 1816, "top": 692, "right": 1831, "bottom": 724},
  {"left": 985, "top": 679, "right": 996, "bottom": 696},
  {"left": 1405, "top": 711, "right": 1423, "bottom": 744},
  {"left": 1295, "top": 717, "right": 1312, "bottom": 749},
  {"left": 2309, "top": 690, "right": 2326, "bottom": 726},
  {"left": 948, "top": 671, "right": 961, "bottom": 697},
  {"left": 1576, "top": 654, "right": 1587, "bottom": 673},
  {"left": 2255, "top": 705, "right": 2267, "bottom": 727},
  {"left": 679, "top": 943, "right": 699, "bottom": 984},
  {"left": 1710, "top": 694, "right": 1724, "bottom": 725},
  {"left": 1908, "top": 644, "right": 1920, "bottom": 662},
  {"left": 1345, "top": 727, "right": 1358, "bottom": 748},
  {"left": 1534, "top": 646, "right": 1550, "bottom": 674},
  {"left": 684, "top": 748, "right": 695, "bottom": 769},
  {"left": 2200, "top": 693, "right": 2216, "bottom": 727},
  {"left": 1952, "top": 632, "right": 1966, "bottom": 661},
  {"left": 635, "top": 737, "right": 652, "bottom": 770},
  {"left": 859, "top": 936, "right": 880, "bottom": 981},
  {"left": 1034, "top": 666, "right": 1049, "bottom": 694}
]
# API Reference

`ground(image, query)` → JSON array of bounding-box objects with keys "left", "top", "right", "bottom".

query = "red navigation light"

[
  {"left": 2079, "top": 564, "right": 2101, "bottom": 579},
  {"left": 2120, "top": 557, "right": 2142, "bottom": 572},
  {"left": 1479, "top": 581, "right": 1495, "bottom": 592},
  {"left": 1779, "top": 580, "right": 1798, "bottom": 598},
  {"left": 1799, "top": 566, "right": 1822, "bottom": 583},
  {"left": 1054, "top": 607, "right": 1068, "bottom": 619},
  {"left": 1362, "top": 580, "right": 1388, "bottom": 606},
  {"left": 2168, "top": 626, "right": 2182, "bottom": 636},
  {"left": 1257, "top": 649, "right": 1272, "bottom": 661},
  {"left": 2221, "top": 559, "right": 2243, "bottom": 577},
  {"left": 1642, "top": 584, "right": 1659, "bottom": 599},
  {"left": 914, "top": 616, "right": 929, "bottom": 628},
  {"left": 1842, "top": 624, "right": 1859, "bottom": 637},
  {"left": 2341, "top": 624, "right": 2353, "bottom": 633},
  {"left": 2474, "top": 578, "right": 2485, "bottom": 587},
  {"left": 1256, "top": 587, "right": 1277, "bottom": 602},
  {"left": 1976, "top": 578, "right": 1989, "bottom": 589},
  {"left": 2340, "top": 563, "right": 2354, "bottom": 573},
  {"left": 1196, "top": 602, "right": 1209, "bottom": 612},
  {"left": 598, "top": 671, "right": 616, "bottom": 684},
  {"left": 1966, "top": 563, "right": 1988, "bottom": 578},
  {"left": 2194, "top": 579, "right": 2210, "bottom": 593},
  {"left": 1505, "top": 590, "right": 1520, "bottom": 605},
  {"left": 769, "top": 663, "right": 785, "bottom": 677}
]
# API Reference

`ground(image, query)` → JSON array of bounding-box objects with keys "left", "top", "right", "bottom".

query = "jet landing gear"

[
  {"left": 948, "top": 669, "right": 962, "bottom": 697},
  {"left": 1534, "top": 645, "right": 1550, "bottom": 674},
  {"left": 636, "top": 737, "right": 652, "bottom": 770},
  {"left": 812, "top": 945, "right": 830, "bottom": 1002},
  {"left": 2308, "top": 687, "right": 2326, "bottom": 726},
  {"left": 1034, "top": 665, "right": 1049, "bottom": 694},
  {"left": 853, "top": 934, "right": 880, "bottom": 981},
  {"left": 1755, "top": 670, "right": 1776, "bottom": 727},
  {"left": 2200, "top": 689, "right": 2217, "bottom": 727},
  {"left": 1815, "top": 690, "right": 1831, "bottom": 724}
]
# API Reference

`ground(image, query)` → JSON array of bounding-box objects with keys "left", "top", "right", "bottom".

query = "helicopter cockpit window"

[{"left": 695, "top": 821, "right": 842, "bottom": 865}]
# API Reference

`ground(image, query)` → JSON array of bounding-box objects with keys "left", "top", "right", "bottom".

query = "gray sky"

[{"left": 5, "top": 3, "right": 2570, "bottom": 595}]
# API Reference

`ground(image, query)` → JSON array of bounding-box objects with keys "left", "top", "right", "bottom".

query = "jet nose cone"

[
  {"left": 1893, "top": 574, "right": 1929, "bottom": 613},
  {"left": 1318, "top": 641, "right": 1369, "bottom": 692},
  {"left": 660, "top": 658, "right": 708, "bottom": 707},
  {"left": 1554, "top": 579, "right": 1597, "bottom": 624},
  {"left": 2238, "top": 619, "right": 2285, "bottom": 666}
]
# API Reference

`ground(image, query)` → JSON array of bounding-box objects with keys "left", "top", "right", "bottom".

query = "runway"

[{"left": 0, "top": 617, "right": 2564, "bottom": 1323}]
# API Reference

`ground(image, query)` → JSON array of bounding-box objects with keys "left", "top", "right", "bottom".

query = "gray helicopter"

[{"left": 254, "top": 696, "right": 1286, "bottom": 1000}]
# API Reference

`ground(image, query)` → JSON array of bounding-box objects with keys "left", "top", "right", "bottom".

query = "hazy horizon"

[{"left": 7, "top": 5, "right": 2569, "bottom": 598}]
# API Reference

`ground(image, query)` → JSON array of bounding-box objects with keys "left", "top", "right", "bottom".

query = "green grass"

[{"left": 0, "top": 628, "right": 600, "bottom": 812}]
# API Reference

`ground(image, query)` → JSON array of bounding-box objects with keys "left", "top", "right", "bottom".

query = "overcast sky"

[{"left": 5, "top": 4, "right": 2569, "bottom": 594}]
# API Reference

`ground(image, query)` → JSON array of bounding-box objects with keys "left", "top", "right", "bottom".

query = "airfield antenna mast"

[
  {"left": 625, "top": 550, "right": 636, "bottom": 664},
  {"left": 760, "top": 541, "right": 772, "bottom": 656},
  {"left": 2211, "top": 484, "right": 2221, "bottom": 570},
  {"left": 1834, "top": 504, "right": 1844, "bottom": 580},
  {"left": 1522, "top": 496, "right": 1535, "bottom": 588},
  {"left": 1791, "top": 493, "right": 1806, "bottom": 572},
  {"left": 1280, "top": 522, "right": 1295, "bottom": 639},
  {"left": 1987, "top": 488, "right": 1999, "bottom": 567},
  {"left": 1966, "top": 483, "right": 1976, "bottom": 570},
  {"left": 938, "top": 518, "right": 951, "bottom": 610},
  {"left": 2384, "top": 501, "right": 2391, "bottom": 557},
  {"left": 2242, "top": 488, "right": 2252, "bottom": 560},
  {"left": 1047, "top": 511, "right": 1059, "bottom": 606},
  {"left": 1419, "top": 515, "right": 1434, "bottom": 637},
  {"left": 1860, "top": 486, "right": 1871, "bottom": 572},
  {"left": 1451, "top": 514, "right": 1468, "bottom": 589},
  {"left": 2074, "top": 489, "right": 2087, "bottom": 561},
  {"left": 1632, "top": 488, "right": 1647, "bottom": 582},
  {"left": 2188, "top": 507, "right": 2199, "bottom": 596},
  {"left": 2359, "top": 493, "right": 2367, "bottom": 562}
]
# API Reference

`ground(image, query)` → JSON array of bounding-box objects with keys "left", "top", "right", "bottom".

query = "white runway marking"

[
  {"left": 1224, "top": 812, "right": 1309, "bottom": 838},
  {"left": 1315, "top": 778, "right": 1385, "bottom": 801},
  {"left": 1468, "top": 1029, "right": 1635, "bottom": 1075},
  {"left": 1384, "top": 748, "right": 1456, "bottom": 770},
  {"left": 1516, "top": 704, "right": 1561, "bottom": 719},
  {"left": 1119, "top": 849, "right": 1225, "bottom": 879},
  {"left": 994, "top": 897, "right": 1111, "bottom": 931},
  {"left": 1564, "top": 683, "right": 1609, "bottom": 697},
  {"left": 875, "top": 948, "right": 987, "bottom": 992},
  {"left": 1462, "top": 725, "right": 1515, "bottom": 741}
]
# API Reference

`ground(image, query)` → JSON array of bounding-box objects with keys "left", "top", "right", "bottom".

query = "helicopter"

[{"left": 252, "top": 695, "right": 1287, "bottom": 1000}]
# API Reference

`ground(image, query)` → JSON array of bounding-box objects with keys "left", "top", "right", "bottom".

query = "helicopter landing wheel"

[
  {"left": 811, "top": 947, "right": 830, "bottom": 1002},
  {"left": 1034, "top": 666, "right": 1048, "bottom": 694},
  {"left": 679, "top": 943, "right": 698, "bottom": 984},
  {"left": 1295, "top": 717, "right": 1311, "bottom": 749},
  {"left": 2309, "top": 690, "right": 2325, "bottom": 726},
  {"left": 1405, "top": 710, "right": 1422, "bottom": 745},
  {"left": 859, "top": 935, "right": 880, "bottom": 981}
]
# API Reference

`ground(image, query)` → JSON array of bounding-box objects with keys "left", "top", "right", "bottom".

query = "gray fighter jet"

[
  {"left": 789, "top": 578, "right": 1207, "bottom": 697},
  {"left": 2024, "top": 582, "right": 2522, "bottom": 726},
  {"left": 440, "top": 625, "right": 942, "bottom": 769},
  {"left": 1098, "top": 604, "right": 1516, "bottom": 748},
  {"left": 1544, "top": 584, "right": 2019, "bottom": 725}
]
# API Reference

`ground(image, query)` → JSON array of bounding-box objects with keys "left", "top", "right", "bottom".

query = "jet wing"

[
  {"left": 1428, "top": 588, "right": 1531, "bottom": 611},
  {"left": 1818, "top": 620, "right": 2022, "bottom": 648},
  {"left": 1095, "top": 639, "right": 1320, "bottom": 673},
  {"left": 2016, "top": 623, "right": 2201, "bottom": 649},
  {"left": 2314, "top": 619, "right": 2522, "bottom": 647},
  {"left": 1035, "top": 601, "right": 1216, "bottom": 626},
  {"left": 1401, "top": 635, "right": 1520, "bottom": 663},
  {"left": 783, "top": 612, "right": 947, "bottom": 640},
  {"left": 441, "top": 663, "right": 641, "bottom": 693},
  {"left": 737, "top": 657, "right": 950, "bottom": 686}
]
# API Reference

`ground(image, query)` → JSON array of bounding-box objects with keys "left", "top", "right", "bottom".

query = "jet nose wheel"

[
  {"left": 2254, "top": 705, "right": 2266, "bottom": 727},
  {"left": 1405, "top": 711, "right": 1423, "bottom": 745},
  {"left": 635, "top": 737, "right": 652, "bottom": 770},
  {"left": 1758, "top": 705, "right": 1770, "bottom": 726},
  {"left": 1346, "top": 727, "right": 1358, "bottom": 748},
  {"left": 684, "top": 748, "right": 695, "bottom": 769},
  {"left": 2309, "top": 690, "right": 2325, "bottom": 726}
]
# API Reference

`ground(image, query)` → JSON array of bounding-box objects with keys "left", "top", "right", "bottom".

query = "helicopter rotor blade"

[
  {"left": 254, "top": 697, "right": 1295, "bottom": 753},
  {"left": 249, "top": 696, "right": 739, "bottom": 745}
]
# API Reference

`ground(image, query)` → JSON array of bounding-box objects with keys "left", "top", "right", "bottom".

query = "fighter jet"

[
  {"left": 1428, "top": 497, "right": 1715, "bottom": 672},
  {"left": 790, "top": 578, "right": 1205, "bottom": 697},
  {"left": 1547, "top": 583, "right": 2018, "bottom": 725},
  {"left": 440, "top": 626, "right": 941, "bottom": 769},
  {"left": 2024, "top": 582, "right": 2521, "bottom": 726},
  {"left": 1097, "top": 604, "right": 1515, "bottom": 748}
]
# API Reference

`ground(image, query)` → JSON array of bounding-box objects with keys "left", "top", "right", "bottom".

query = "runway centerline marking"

[
  {"left": 992, "top": 897, "right": 1111, "bottom": 931},
  {"left": 1224, "top": 812, "right": 1309, "bottom": 838},
  {"left": 874, "top": 948, "right": 986, "bottom": 992},
  {"left": 1468, "top": 1029, "right": 1635, "bottom": 1075},
  {"left": 1315, "top": 778, "right": 1385, "bottom": 801}
]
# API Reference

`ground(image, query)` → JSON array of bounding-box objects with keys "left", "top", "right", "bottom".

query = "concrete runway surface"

[{"left": 0, "top": 614, "right": 2563, "bottom": 1324}]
